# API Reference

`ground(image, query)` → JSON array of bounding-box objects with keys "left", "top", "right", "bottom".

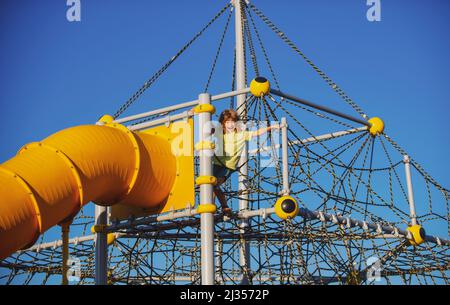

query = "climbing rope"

[
  {"left": 248, "top": 3, "right": 368, "bottom": 120},
  {"left": 204, "top": 7, "right": 234, "bottom": 92},
  {"left": 113, "top": 3, "right": 231, "bottom": 118}
]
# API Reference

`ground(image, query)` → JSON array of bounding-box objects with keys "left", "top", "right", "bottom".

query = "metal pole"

[
  {"left": 234, "top": 0, "right": 251, "bottom": 284},
  {"left": 95, "top": 204, "right": 108, "bottom": 285},
  {"left": 20, "top": 234, "right": 96, "bottom": 253},
  {"left": 128, "top": 110, "right": 192, "bottom": 131},
  {"left": 281, "top": 117, "right": 290, "bottom": 195},
  {"left": 198, "top": 93, "right": 215, "bottom": 285},
  {"left": 403, "top": 155, "right": 417, "bottom": 226},
  {"left": 270, "top": 89, "right": 371, "bottom": 127},
  {"left": 61, "top": 222, "right": 70, "bottom": 285}
]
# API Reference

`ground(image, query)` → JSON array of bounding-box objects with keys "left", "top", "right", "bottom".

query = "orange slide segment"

[{"left": 0, "top": 123, "right": 177, "bottom": 259}]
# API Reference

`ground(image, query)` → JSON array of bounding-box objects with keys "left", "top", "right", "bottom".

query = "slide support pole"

[
  {"left": 95, "top": 205, "right": 108, "bottom": 285},
  {"left": 61, "top": 222, "right": 70, "bottom": 285}
]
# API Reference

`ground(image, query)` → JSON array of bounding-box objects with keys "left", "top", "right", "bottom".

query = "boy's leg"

[
  {"left": 213, "top": 177, "right": 232, "bottom": 215},
  {"left": 213, "top": 177, "right": 227, "bottom": 207}
]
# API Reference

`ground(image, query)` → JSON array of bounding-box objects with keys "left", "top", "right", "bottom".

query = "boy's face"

[{"left": 224, "top": 119, "right": 236, "bottom": 132}]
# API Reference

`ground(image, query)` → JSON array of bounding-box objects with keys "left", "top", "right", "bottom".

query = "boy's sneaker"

[{"left": 221, "top": 206, "right": 232, "bottom": 216}]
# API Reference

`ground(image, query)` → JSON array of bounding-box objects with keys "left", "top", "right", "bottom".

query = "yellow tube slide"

[{"left": 0, "top": 122, "right": 176, "bottom": 259}]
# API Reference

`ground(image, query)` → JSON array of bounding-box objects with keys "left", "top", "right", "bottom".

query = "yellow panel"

[{"left": 111, "top": 119, "right": 195, "bottom": 221}]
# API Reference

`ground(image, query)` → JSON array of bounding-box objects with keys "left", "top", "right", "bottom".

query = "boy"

[{"left": 213, "top": 109, "right": 280, "bottom": 215}]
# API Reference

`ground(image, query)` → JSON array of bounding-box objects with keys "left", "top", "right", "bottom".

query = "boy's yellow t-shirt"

[{"left": 213, "top": 130, "right": 254, "bottom": 170}]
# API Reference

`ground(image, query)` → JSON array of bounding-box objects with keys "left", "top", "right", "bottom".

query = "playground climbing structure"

[{"left": 0, "top": 1, "right": 448, "bottom": 285}]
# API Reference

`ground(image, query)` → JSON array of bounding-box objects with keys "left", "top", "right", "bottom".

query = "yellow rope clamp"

[
  {"left": 196, "top": 175, "right": 217, "bottom": 186},
  {"left": 195, "top": 141, "right": 215, "bottom": 151},
  {"left": 197, "top": 204, "right": 217, "bottom": 214},
  {"left": 107, "top": 233, "right": 116, "bottom": 246},
  {"left": 250, "top": 77, "right": 270, "bottom": 97},
  {"left": 194, "top": 104, "right": 216, "bottom": 114},
  {"left": 368, "top": 117, "right": 385, "bottom": 136},
  {"left": 407, "top": 224, "right": 426, "bottom": 246},
  {"left": 274, "top": 195, "right": 299, "bottom": 220},
  {"left": 90, "top": 227, "right": 115, "bottom": 245}
]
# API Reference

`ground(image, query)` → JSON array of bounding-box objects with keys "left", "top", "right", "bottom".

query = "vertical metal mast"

[
  {"left": 61, "top": 222, "right": 70, "bottom": 285},
  {"left": 234, "top": 0, "right": 251, "bottom": 284},
  {"left": 198, "top": 93, "right": 215, "bottom": 285}
]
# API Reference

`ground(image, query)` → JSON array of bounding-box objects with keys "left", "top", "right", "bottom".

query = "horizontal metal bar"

[
  {"left": 248, "top": 126, "right": 368, "bottom": 154},
  {"left": 211, "top": 87, "right": 250, "bottom": 102},
  {"left": 290, "top": 126, "right": 368, "bottom": 145},
  {"left": 19, "top": 235, "right": 95, "bottom": 253},
  {"left": 238, "top": 207, "right": 275, "bottom": 218},
  {"left": 122, "top": 232, "right": 405, "bottom": 242},
  {"left": 19, "top": 232, "right": 129, "bottom": 253},
  {"left": 115, "top": 101, "right": 198, "bottom": 124},
  {"left": 115, "top": 88, "right": 251, "bottom": 124},
  {"left": 127, "top": 110, "right": 192, "bottom": 131},
  {"left": 107, "top": 207, "right": 200, "bottom": 232},
  {"left": 270, "top": 89, "right": 371, "bottom": 127}
]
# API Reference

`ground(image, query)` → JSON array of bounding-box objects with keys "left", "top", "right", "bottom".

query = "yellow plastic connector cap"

[
  {"left": 274, "top": 195, "right": 299, "bottom": 220},
  {"left": 89, "top": 227, "right": 115, "bottom": 245},
  {"left": 407, "top": 224, "right": 426, "bottom": 246},
  {"left": 90, "top": 224, "right": 106, "bottom": 234},
  {"left": 250, "top": 77, "right": 270, "bottom": 97},
  {"left": 368, "top": 117, "right": 384, "bottom": 136},
  {"left": 197, "top": 204, "right": 217, "bottom": 214},
  {"left": 107, "top": 233, "right": 116, "bottom": 246},
  {"left": 98, "top": 114, "right": 114, "bottom": 125},
  {"left": 196, "top": 176, "right": 217, "bottom": 186},
  {"left": 194, "top": 104, "right": 216, "bottom": 114}
]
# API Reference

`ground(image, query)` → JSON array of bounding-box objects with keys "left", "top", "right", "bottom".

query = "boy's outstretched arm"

[{"left": 251, "top": 124, "right": 283, "bottom": 137}]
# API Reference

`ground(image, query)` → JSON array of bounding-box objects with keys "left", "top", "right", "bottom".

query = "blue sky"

[
  {"left": 0, "top": 0, "right": 449, "bottom": 185},
  {"left": 0, "top": 0, "right": 449, "bottom": 284}
]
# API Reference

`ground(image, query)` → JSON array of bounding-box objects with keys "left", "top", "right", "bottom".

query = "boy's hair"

[{"left": 219, "top": 109, "right": 239, "bottom": 125}]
